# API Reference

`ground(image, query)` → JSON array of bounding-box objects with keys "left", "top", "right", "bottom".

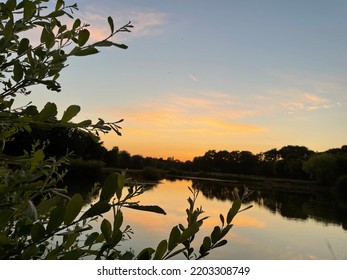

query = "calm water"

[{"left": 97, "top": 178, "right": 347, "bottom": 260}]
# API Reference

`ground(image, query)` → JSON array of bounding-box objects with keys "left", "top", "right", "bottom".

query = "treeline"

[
  {"left": 4, "top": 127, "right": 347, "bottom": 186},
  {"left": 192, "top": 147, "right": 347, "bottom": 185}
]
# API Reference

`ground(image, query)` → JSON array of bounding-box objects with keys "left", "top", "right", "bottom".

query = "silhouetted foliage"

[{"left": 5, "top": 125, "right": 345, "bottom": 186}]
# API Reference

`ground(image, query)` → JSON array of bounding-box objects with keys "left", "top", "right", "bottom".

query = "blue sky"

[{"left": 19, "top": 0, "right": 347, "bottom": 160}]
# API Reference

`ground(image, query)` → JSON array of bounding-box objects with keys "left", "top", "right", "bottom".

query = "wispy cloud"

[
  {"left": 266, "top": 70, "right": 346, "bottom": 110},
  {"left": 258, "top": 90, "right": 334, "bottom": 114},
  {"left": 96, "top": 87, "right": 338, "bottom": 159},
  {"left": 189, "top": 74, "right": 199, "bottom": 82},
  {"left": 88, "top": 88, "right": 335, "bottom": 139},
  {"left": 78, "top": 5, "right": 167, "bottom": 42},
  {"left": 101, "top": 92, "right": 266, "bottom": 139}
]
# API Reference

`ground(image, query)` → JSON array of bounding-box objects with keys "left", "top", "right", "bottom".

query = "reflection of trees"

[
  {"left": 191, "top": 179, "right": 241, "bottom": 202},
  {"left": 191, "top": 179, "right": 347, "bottom": 230}
]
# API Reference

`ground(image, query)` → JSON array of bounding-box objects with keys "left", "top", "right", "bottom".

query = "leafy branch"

[{"left": 1, "top": 0, "right": 133, "bottom": 98}]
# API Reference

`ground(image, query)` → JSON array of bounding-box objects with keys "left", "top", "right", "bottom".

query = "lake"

[{"left": 95, "top": 178, "right": 347, "bottom": 259}]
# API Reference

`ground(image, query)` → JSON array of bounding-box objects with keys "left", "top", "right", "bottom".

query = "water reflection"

[
  {"left": 81, "top": 177, "right": 347, "bottom": 259},
  {"left": 190, "top": 179, "right": 347, "bottom": 231}
]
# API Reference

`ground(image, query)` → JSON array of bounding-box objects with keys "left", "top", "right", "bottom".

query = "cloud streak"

[
  {"left": 257, "top": 90, "right": 334, "bottom": 114},
  {"left": 96, "top": 85, "right": 339, "bottom": 159},
  {"left": 96, "top": 91, "right": 267, "bottom": 147},
  {"left": 98, "top": 88, "right": 334, "bottom": 144},
  {"left": 78, "top": 5, "right": 167, "bottom": 42}
]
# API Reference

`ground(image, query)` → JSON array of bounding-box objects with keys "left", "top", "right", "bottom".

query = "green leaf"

[
  {"left": 164, "top": 248, "right": 186, "bottom": 260},
  {"left": 100, "top": 172, "right": 118, "bottom": 202},
  {"left": 107, "top": 16, "right": 114, "bottom": 33},
  {"left": 111, "top": 229, "right": 122, "bottom": 245},
  {"left": 220, "top": 214, "right": 225, "bottom": 227},
  {"left": 72, "top": 46, "right": 99, "bottom": 56},
  {"left": 23, "top": 0, "right": 36, "bottom": 20},
  {"left": 0, "top": 210, "right": 13, "bottom": 228},
  {"left": 178, "top": 223, "right": 199, "bottom": 243},
  {"left": 202, "top": 236, "right": 211, "bottom": 251},
  {"left": 35, "top": 102, "right": 58, "bottom": 121},
  {"left": 112, "top": 43, "right": 128, "bottom": 49},
  {"left": 98, "top": 172, "right": 124, "bottom": 202},
  {"left": 61, "top": 105, "right": 80, "bottom": 122},
  {"left": 36, "top": 196, "right": 61, "bottom": 217},
  {"left": 77, "top": 119, "right": 92, "bottom": 127},
  {"left": 29, "top": 149, "right": 45, "bottom": 171},
  {"left": 24, "top": 199, "right": 37, "bottom": 222},
  {"left": 47, "top": 205, "right": 65, "bottom": 233},
  {"left": 78, "top": 29, "right": 90, "bottom": 47},
  {"left": 23, "top": 105, "right": 39, "bottom": 116},
  {"left": 168, "top": 226, "right": 181, "bottom": 251},
  {"left": 0, "top": 233, "right": 10, "bottom": 245},
  {"left": 213, "top": 239, "right": 228, "bottom": 249},
  {"left": 6, "top": 0, "right": 17, "bottom": 11},
  {"left": 137, "top": 247, "right": 155, "bottom": 260},
  {"left": 22, "top": 245, "right": 39, "bottom": 259},
  {"left": 60, "top": 249, "right": 84, "bottom": 260},
  {"left": 80, "top": 201, "right": 111, "bottom": 220},
  {"left": 63, "top": 232, "right": 79, "bottom": 249},
  {"left": 31, "top": 223, "right": 46, "bottom": 243},
  {"left": 219, "top": 224, "right": 233, "bottom": 240},
  {"left": 40, "top": 26, "right": 55, "bottom": 49},
  {"left": 113, "top": 210, "right": 123, "bottom": 232},
  {"left": 55, "top": 0, "right": 64, "bottom": 11},
  {"left": 4, "top": 19, "right": 13, "bottom": 41},
  {"left": 94, "top": 42, "right": 129, "bottom": 49},
  {"left": 101, "top": 219, "right": 112, "bottom": 243},
  {"left": 45, "top": 246, "right": 63, "bottom": 260},
  {"left": 13, "top": 61, "right": 24, "bottom": 82},
  {"left": 73, "top": 18, "right": 81, "bottom": 30},
  {"left": 84, "top": 232, "right": 100, "bottom": 247},
  {"left": 227, "top": 199, "right": 242, "bottom": 224},
  {"left": 18, "top": 38, "right": 30, "bottom": 55},
  {"left": 116, "top": 173, "right": 125, "bottom": 200},
  {"left": 239, "top": 205, "right": 253, "bottom": 213},
  {"left": 124, "top": 205, "right": 166, "bottom": 215},
  {"left": 0, "top": 37, "right": 7, "bottom": 53},
  {"left": 153, "top": 239, "right": 168, "bottom": 260},
  {"left": 93, "top": 41, "right": 114, "bottom": 47},
  {"left": 64, "top": 193, "right": 83, "bottom": 225},
  {"left": 211, "top": 226, "right": 221, "bottom": 244}
]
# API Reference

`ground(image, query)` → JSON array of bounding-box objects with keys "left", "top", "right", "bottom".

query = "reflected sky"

[{"left": 97, "top": 179, "right": 347, "bottom": 259}]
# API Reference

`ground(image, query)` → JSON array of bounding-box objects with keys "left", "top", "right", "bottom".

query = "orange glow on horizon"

[
  {"left": 92, "top": 88, "right": 341, "bottom": 161},
  {"left": 101, "top": 132, "right": 274, "bottom": 161}
]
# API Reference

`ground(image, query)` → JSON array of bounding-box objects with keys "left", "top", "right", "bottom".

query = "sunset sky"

[{"left": 19, "top": 0, "right": 347, "bottom": 160}]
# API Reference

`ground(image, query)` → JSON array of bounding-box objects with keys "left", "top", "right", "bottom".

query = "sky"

[{"left": 18, "top": 0, "right": 347, "bottom": 161}]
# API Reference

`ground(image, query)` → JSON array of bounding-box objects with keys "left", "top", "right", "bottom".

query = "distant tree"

[
  {"left": 257, "top": 149, "right": 280, "bottom": 177},
  {"left": 263, "top": 148, "right": 281, "bottom": 162},
  {"left": 131, "top": 154, "right": 145, "bottom": 169},
  {"left": 325, "top": 146, "right": 347, "bottom": 178},
  {"left": 193, "top": 150, "right": 216, "bottom": 172},
  {"left": 214, "top": 150, "right": 231, "bottom": 173},
  {"left": 238, "top": 151, "right": 258, "bottom": 175},
  {"left": 104, "top": 146, "right": 120, "bottom": 167},
  {"left": 303, "top": 153, "right": 338, "bottom": 185},
  {"left": 278, "top": 145, "right": 314, "bottom": 160},
  {"left": 274, "top": 146, "right": 313, "bottom": 179},
  {"left": 118, "top": 150, "right": 131, "bottom": 168}
]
